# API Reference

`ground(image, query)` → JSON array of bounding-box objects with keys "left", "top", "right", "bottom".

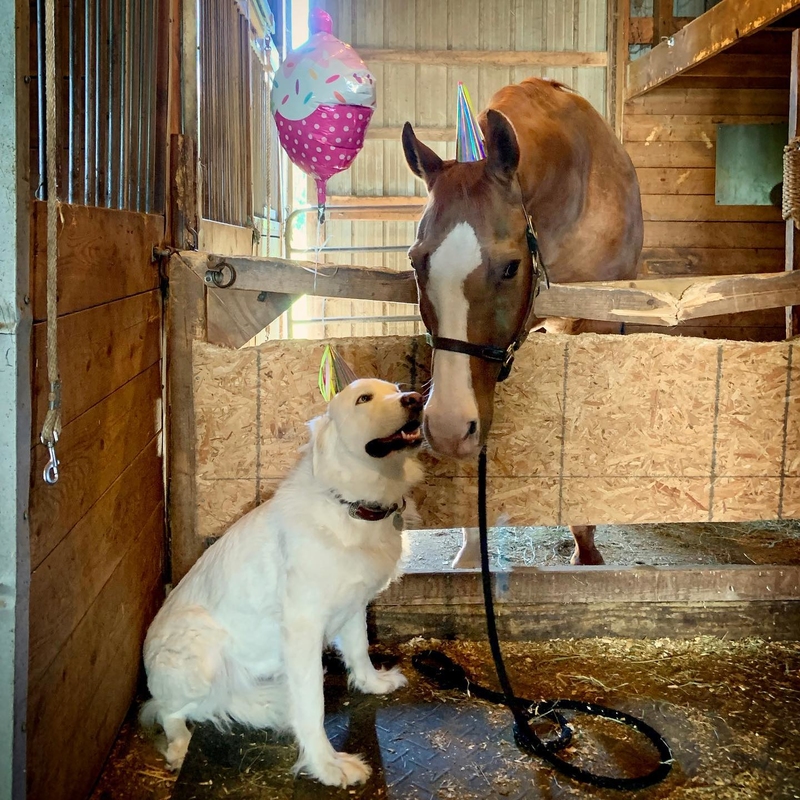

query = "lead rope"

[
  {"left": 413, "top": 448, "right": 674, "bottom": 790},
  {"left": 39, "top": 0, "right": 62, "bottom": 485}
]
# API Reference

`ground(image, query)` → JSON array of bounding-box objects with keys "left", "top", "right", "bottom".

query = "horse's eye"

[
  {"left": 356, "top": 393, "right": 373, "bottom": 405},
  {"left": 503, "top": 260, "right": 520, "bottom": 280}
]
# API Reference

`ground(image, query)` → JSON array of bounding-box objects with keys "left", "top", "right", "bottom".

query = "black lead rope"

[{"left": 412, "top": 447, "right": 674, "bottom": 791}]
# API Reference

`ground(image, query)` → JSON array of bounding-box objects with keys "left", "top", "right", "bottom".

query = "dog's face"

[
  {"left": 329, "top": 379, "right": 424, "bottom": 459},
  {"left": 310, "top": 379, "right": 424, "bottom": 477}
]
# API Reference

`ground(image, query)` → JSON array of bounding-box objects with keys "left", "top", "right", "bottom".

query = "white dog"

[{"left": 142, "top": 378, "right": 424, "bottom": 787}]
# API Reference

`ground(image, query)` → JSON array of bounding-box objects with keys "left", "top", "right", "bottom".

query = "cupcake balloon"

[{"left": 271, "top": 8, "right": 376, "bottom": 221}]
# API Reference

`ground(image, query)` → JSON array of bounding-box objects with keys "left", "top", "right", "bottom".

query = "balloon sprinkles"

[{"left": 271, "top": 8, "right": 376, "bottom": 224}]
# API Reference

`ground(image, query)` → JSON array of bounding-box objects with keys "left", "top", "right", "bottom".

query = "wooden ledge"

[{"left": 626, "top": 0, "right": 800, "bottom": 99}]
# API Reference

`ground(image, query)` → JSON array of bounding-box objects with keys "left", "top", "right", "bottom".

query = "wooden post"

[
  {"left": 787, "top": 29, "right": 800, "bottom": 338},
  {"left": 653, "top": 0, "right": 673, "bottom": 45},
  {"left": 166, "top": 256, "right": 207, "bottom": 583},
  {"left": 166, "top": 130, "right": 203, "bottom": 582}
]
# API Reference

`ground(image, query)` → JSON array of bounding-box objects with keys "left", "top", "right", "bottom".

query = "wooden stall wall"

[
  {"left": 291, "top": 0, "right": 609, "bottom": 340},
  {"left": 623, "top": 31, "right": 790, "bottom": 340},
  {"left": 26, "top": 203, "right": 165, "bottom": 800}
]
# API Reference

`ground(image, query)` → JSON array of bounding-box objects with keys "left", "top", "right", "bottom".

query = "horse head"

[{"left": 403, "top": 110, "right": 536, "bottom": 459}]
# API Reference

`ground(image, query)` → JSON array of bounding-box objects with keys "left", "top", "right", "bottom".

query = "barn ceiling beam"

[
  {"left": 626, "top": 0, "right": 800, "bottom": 99},
  {"left": 356, "top": 48, "right": 608, "bottom": 68},
  {"left": 179, "top": 252, "right": 800, "bottom": 327}
]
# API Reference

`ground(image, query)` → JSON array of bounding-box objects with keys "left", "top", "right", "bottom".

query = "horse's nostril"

[{"left": 466, "top": 420, "right": 478, "bottom": 437}]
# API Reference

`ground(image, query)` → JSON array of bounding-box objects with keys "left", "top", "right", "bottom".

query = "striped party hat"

[
  {"left": 456, "top": 82, "right": 485, "bottom": 162},
  {"left": 318, "top": 344, "right": 359, "bottom": 401}
]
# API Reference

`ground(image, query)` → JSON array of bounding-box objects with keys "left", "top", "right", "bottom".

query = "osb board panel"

[{"left": 193, "top": 335, "right": 798, "bottom": 539}]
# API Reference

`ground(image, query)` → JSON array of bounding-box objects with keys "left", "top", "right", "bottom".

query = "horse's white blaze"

[{"left": 426, "top": 222, "right": 482, "bottom": 442}]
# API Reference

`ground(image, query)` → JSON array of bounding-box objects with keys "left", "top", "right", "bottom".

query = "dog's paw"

[
  {"left": 165, "top": 741, "right": 188, "bottom": 772},
  {"left": 306, "top": 751, "right": 371, "bottom": 787},
  {"left": 354, "top": 666, "right": 408, "bottom": 695}
]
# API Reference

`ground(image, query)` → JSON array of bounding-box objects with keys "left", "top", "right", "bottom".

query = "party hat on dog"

[
  {"left": 456, "top": 82, "right": 485, "bottom": 163},
  {"left": 318, "top": 344, "right": 359, "bottom": 401}
]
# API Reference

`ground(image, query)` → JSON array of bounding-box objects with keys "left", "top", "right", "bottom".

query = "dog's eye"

[
  {"left": 356, "top": 393, "right": 373, "bottom": 405},
  {"left": 502, "top": 260, "right": 520, "bottom": 280}
]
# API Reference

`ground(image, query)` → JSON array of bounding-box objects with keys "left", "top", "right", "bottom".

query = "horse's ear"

[
  {"left": 484, "top": 109, "right": 520, "bottom": 186},
  {"left": 403, "top": 122, "right": 443, "bottom": 189}
]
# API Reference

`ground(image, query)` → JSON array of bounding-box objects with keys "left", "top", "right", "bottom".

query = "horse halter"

[{"left": 426, "top": 208, "right": 549, "bottom": 383}]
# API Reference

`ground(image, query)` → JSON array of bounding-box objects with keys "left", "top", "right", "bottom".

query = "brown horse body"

[{"left": 403, "top": 78, "right": 643, "bottom": 565}]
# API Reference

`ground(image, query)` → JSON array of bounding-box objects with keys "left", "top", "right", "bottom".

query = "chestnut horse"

[{"left": 402, "top": 78, "right": 643, "bottom": 565}]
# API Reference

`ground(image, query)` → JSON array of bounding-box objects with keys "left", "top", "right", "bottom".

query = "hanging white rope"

[{"left": 39, "top": 0, "right": 62, "bottom": 484}]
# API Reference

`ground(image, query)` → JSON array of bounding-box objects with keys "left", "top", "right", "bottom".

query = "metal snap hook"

[{"left": 41, "top": 431, "right": 60, "bottom": 485}]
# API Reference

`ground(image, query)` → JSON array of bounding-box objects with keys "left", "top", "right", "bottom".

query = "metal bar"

[
  {"left": 71, "top": 0, "right": 86, "bottom": 204},
  {"left": 292, "top": 245, "right": 412, "bottom": 254},
  {"left": 67, "top": 0, "right": 75, "bottom": 202},
  {"left": 292, "top": 315, "right": 422, "bottom": 325},
  {"left": 105, "top": 0, "right": 115, "bottom": 207},
  {"left": 117, "top": 0, "right": 126, "bottom": 208},
  {"left": 142, "top": 0, "right": 154, "bottom": 211},
  {"left": 134, "top": 0, "right": 144, "bottom": 210},
  {"left": 94, "top": 0, "right": 102, "bottom": 204},
  {"left": 83, "top": 0, "right": 95, "bottom": 204},
  {"left": 35, "top": 0, "right": 46, "bottom": 197}
]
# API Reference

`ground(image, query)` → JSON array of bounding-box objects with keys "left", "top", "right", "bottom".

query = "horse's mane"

[{"left": 541, "top": 78, "right": 575, "bottom": 93}]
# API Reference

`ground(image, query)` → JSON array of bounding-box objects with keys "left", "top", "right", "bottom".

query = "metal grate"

[
  {"left": 199, "top": 0, "right": 252, "bottom": 227},
  {"left": 33, "top": 0, "right": 167, "bottom": 212}
]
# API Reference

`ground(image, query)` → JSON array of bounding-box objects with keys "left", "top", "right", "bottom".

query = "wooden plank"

[
  {"left": 627, "top": 140, "right": 716, "bottom": 168},
  {"left": 666, "top": 75, "right": 789, "bottom": 90},
  {"left": 640, "top": 246, "right": 784, "bottom": 275},
  {"left": 684, "top": 53, "right": 791, "bottom": 77},
  {"left": 206, "top": 288, "right": 297, "bottom": 348},
  {"left": 328, "top": 195, "right": 425, "bottom": 207},
  {"left": 379, "top": 566, "right": 800, "bottom": 606},
  {"left": 373, "top": 600, "right": 800, "bottom": 641},
  {"left": 355, "top": 48, "right": 608, "bottom": 67},
  {"left": 30, "top": 202, "right": 163, "bottom": 321},
  {"left": 626, "top": 0, "right": 800, "bottom": 99},
  {"left": 626, "top": 88, "right": 789, "bottom": 115},
  {"left": 198, "top": 218, "right": 254, "bottom": 256},
  {"left": 29, "top": 363, "right": 162, "bottom": 570},
  {"left": 31, "top": 290, "right": 161, "bottom": 441},
  {"left": 636, "top": 167, "right": 717, "bottom": 195},
  {"left": 169, "top": 134, "right": 199, "bottom": 251},
  {"left": 624, "top": 323, "right": 784, "bottom": 340},
  {"left": 28, "top": 438, "right": 162, "bottom": 688},
  {"left": 625, "top": 114, "right": 788, "bottom": 142},
  {"left": 643, "top": 221, "right": 786, "bottom": 249},
  {"left": 192, "top": 251, "right": 420, "bottom": 304},
  {"left": 642, "top": 195, "right": 782, "bottom": 222},
  {"left": 166, "top": 256, "right": 207, "bottom": 583},
  {"left": 629, "top": 17, "right": 654, "bottom": 45},
  {"left": 653, "top": 0, "right": 673, "bottom": 46},
  {"left": 534, "top": 270, "right": 800, "bottom": 324},
  {"left": 786, "top": 30, "right": 800, "bottom": 338},
  {"left": 27, "top": 504, "right": 163, "bottom": 800}
]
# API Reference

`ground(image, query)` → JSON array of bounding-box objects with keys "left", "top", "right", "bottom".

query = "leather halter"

[{"left": 426, "top": 208, "right": 548, "bottom": 383}]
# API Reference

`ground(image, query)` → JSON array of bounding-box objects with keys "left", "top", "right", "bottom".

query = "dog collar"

[{"left": 331, "top": 492, "right": 406, "bottom": 523}]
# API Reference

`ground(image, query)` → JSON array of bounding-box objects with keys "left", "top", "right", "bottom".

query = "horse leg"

[
  {"left": 569, "top": 525, "right": 604, "bottom": 565},
  {"left": 452, "top": 527, "right": 480, "bottom": 569}
]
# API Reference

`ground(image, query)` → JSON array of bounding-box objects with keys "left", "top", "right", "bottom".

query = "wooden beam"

[
  {"left": 188, "top": 252, "right": 420, "bottom": 305},
  {"left": 328, "top": 195, "right": 424, "bottom": 207},
  {"left": 325, "top": 194, "right": 425, "bottom": 222},
  {"left": 786, "top": 29, "right": 800, "bottom": 338},
  {"left": 166, "top": 256, "right": 207, "bottom": 583},
  {"left": 185, "top": 251, "right": 800, "bottom": 326},
  {"left": 536, "top": 270, "right": 800, "bottom": 324},
  {"left": 355, "top": 47, "right": 608, "bottom": 68},
  {"left": 626, "top": 0, "right": 800, "bottom": 99}
]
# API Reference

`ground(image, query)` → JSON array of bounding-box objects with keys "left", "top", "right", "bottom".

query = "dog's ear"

[{"left": 308, "top": 413, "right": 336, "bottom": 477}]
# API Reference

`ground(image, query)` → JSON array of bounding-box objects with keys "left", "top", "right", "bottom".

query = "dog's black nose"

[{"left": 400, "top": 391, "right": 423, "bottom": 411}]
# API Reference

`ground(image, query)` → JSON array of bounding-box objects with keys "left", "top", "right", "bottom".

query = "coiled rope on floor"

[{"left": 412, "top": 446, "right": 674, "bottom": 791}]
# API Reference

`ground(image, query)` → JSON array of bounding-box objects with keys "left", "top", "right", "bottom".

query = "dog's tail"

[{"left": 139, "top": 697, "right": 162, "bottom": 730}]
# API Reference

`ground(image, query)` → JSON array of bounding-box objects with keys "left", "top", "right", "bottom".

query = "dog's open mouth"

[{"left": 365, "top": 419, "right": 423, "bottom": 458}]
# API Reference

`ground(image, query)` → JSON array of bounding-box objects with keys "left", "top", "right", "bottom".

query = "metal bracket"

[{"left": 204, "top": 261, "right": 237, "bottom": 289}]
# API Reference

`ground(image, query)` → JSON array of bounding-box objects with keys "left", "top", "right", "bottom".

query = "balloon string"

[{"left": 301, "top": 209, "right": 338, "bottom": 288}]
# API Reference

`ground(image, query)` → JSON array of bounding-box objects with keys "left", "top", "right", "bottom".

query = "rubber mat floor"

[{"left": 167, "top": 639, "right": 800, "bottom": 800}]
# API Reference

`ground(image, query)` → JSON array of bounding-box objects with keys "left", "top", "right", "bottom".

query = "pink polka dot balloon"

[{"left": 271, "top": 8, "right": 376, "bottom": 213}]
